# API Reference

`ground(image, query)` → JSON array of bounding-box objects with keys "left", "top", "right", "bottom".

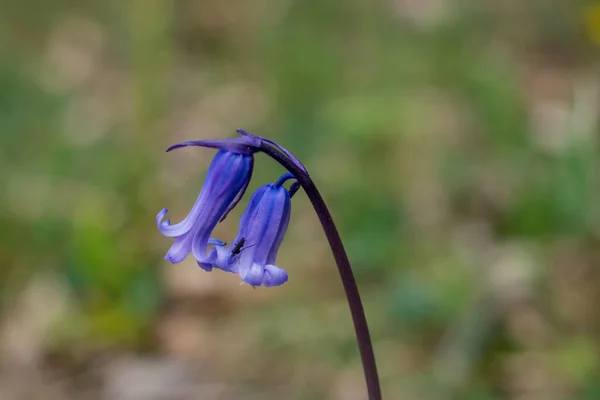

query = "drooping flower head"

[
  {"left": 156, "top": 148, "right": 254, "bottom": 266},
  {"left": 210, "top": 173, "right": 298, "bottom": 287},
  {"left": 157, "top": 130, "right": 382, "bottom": 398},
  {"left": 158, "top": 130, "right": 303, "bottom": 286}
]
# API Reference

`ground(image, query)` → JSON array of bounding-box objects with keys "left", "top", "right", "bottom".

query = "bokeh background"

[{"left": 2, "top": 0, "right": 600, "bottom": 399}]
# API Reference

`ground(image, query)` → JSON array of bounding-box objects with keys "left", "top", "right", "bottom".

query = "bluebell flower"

[
  {"left": 157, "top": 130, "right": 382, "bottom": 397},
  {"left": 156, "top": 149, "right": 254, "bottom": 266},
  {"left": 159, "top": 131, "right": 301, "bottom": 285},
  {"left": 211, "top": 173, "right": 296, "bottom": 287}
]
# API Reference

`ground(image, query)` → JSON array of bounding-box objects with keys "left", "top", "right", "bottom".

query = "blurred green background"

[{"left": 1, "top": 0, "right": 600, "bottom": 399}]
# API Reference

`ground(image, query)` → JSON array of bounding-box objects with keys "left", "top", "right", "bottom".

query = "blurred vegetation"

[{"left": 1, "top": 0, "right": 600, "bottom": 399}]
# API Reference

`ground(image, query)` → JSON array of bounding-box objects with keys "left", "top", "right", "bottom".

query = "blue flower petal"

[
  {"left": 164, "top": 235, "right": 193, "bottom": 264},
  {"left": 157, "top": 150, "right": 253, "bottom": 266},
  {"left": 240, "top": 262, "right": 265, "bottom": 287},
  {"left": 198, "top": 262, "right": 213, "bottom": 272},
  {"left": 262, "top": 264, "right": 289, "bottom": 287},
  {"left": 223, "top": 174, "right": 294, "bottom": 287}
]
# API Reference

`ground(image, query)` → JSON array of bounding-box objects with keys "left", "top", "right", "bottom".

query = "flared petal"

[
  {"left": 198, "top": 262, "right": 213, "bottom": 272},
  {"left": 262, "top": 264, "right": 289, "bottom": 287},
  {"left": 165, "top": 235, "right": 193, "bottom": 263},
  {"left": 240, "top": 262, "right": 265, "bottom": 287},
  {"left": 157, "top": 205, "right": 204, "bottom": 238}
]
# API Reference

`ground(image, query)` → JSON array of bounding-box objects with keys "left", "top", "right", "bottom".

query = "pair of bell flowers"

[
  {"left": 156, "top": 130, "right": 300, "bottom": 287},
  {"left": 158, "top": 131, "right": 383, "bottom": 398}
]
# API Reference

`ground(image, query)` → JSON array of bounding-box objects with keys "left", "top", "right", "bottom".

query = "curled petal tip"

[
  {"left": 263, "top": 265, "right": 289, "bottom": 287},
  {"left": 198, "top": 262, "right": 214, "bottom": 271},
  {"left": 156, "top": 208, "right": 169, "bottom": 225},
  {"left": 240, "top": 263, "right": 263, "bottom": 287},
  {"left": 164, "top": 254, "right": 179, "bottom": 264},
  {"left": 208, "top": 238, "right": 227, "bottom": 246}
]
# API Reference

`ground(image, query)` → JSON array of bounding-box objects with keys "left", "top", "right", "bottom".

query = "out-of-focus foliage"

[{"left": 1, "top": 0, "right": 600, "bottom": 399}]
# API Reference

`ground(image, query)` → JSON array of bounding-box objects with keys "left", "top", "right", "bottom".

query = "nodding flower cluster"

[
  {"left": 157, "top": 129, "right": 301, "bottom": 287},
  {"left": 157, "top": 129, "right": 381, "bottom": 399}
]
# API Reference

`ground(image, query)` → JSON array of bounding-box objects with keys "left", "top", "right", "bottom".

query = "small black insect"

[
  {"left": 231, "top": 237, "right": 256, "bottom": 256},
  {"left": 231, "top": 237, "right": 246, "bottom": 255}
]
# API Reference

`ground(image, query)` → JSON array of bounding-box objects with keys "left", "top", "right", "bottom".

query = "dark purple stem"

[{"left": 259, "top": 143, "right": 382, "bottom": 400}]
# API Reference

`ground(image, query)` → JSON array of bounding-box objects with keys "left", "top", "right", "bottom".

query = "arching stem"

[{"left": 259, "top": 143, "right": 382, "bottom": 400}]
